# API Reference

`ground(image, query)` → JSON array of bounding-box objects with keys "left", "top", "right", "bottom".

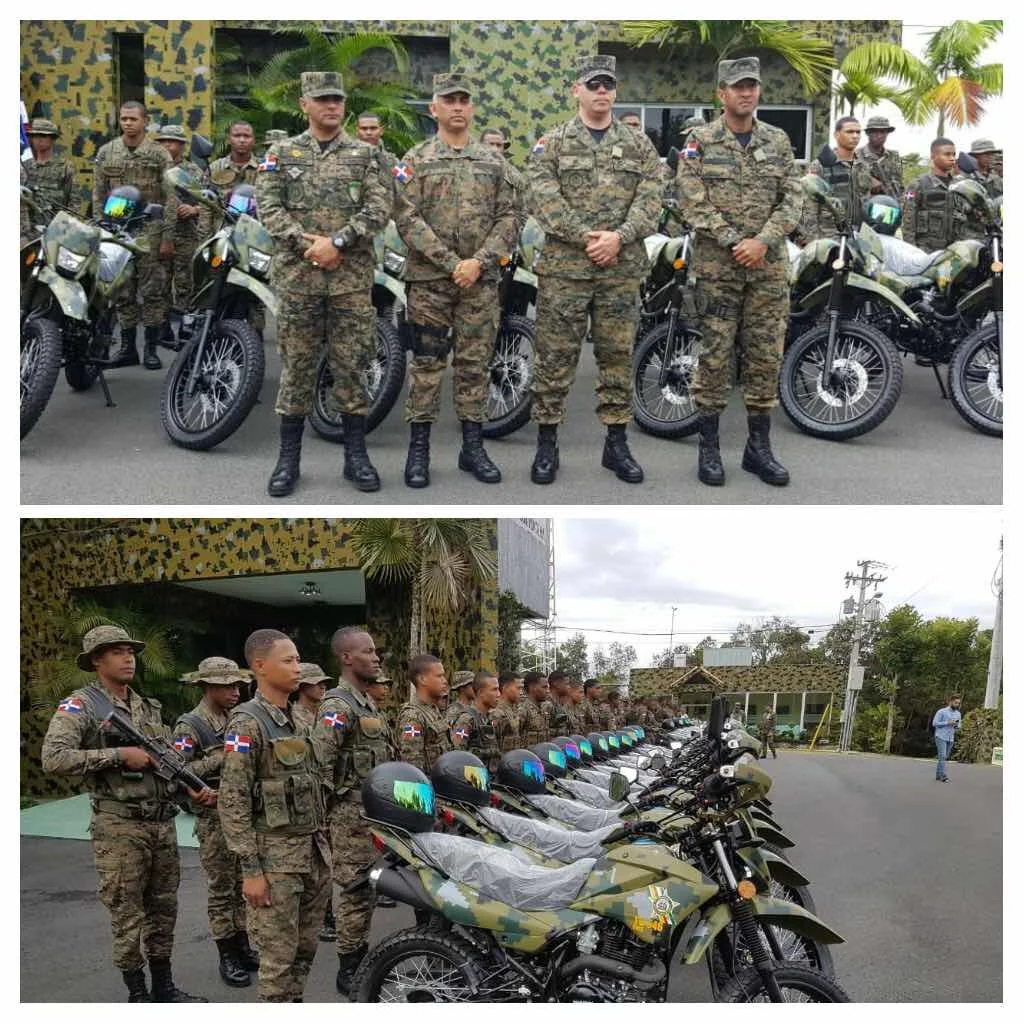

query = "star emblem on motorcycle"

[{"left": 648, "top": 885, "right": 680, "bottom": 919}]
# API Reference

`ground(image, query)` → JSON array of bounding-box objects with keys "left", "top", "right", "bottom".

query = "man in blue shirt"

[{"left": 931, "top": 695, "right": 962, "bottom": 781}]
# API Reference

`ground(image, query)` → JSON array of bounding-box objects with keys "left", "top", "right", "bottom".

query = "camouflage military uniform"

[
  {"left": 256, "top": 125, "right": 392, "bottom": 417},
  {"left": 92, "top": 135, "right": 172, "bottom": 330},
  {"left": 794, "top": 154, "right": 872, "bottom": 244},
  {"left": 504, "top": 160, "right": 528, "bottom": 234},
  {"left": 218, "top": 691, "right": 331, "bottom": 1002},
  {"left": 856, "top": 145, "right": 903, "bottom": 198},
  {"left": 21, "top": 162, "right": 33, "bottom": 246},
  {"left": 397, "top": 693, "right": 452, "bottom": 772},
  {"left": 550, "top": 700, "right": 582, "bottom": 736},
  {"left": 597, "top": 702, "right": 614, "bottom": 730},
  {"left": 902, "top": 173, "right": 970, "bottom": 251},
  {"left": 312, "top": 679, "right": 394, "bottom": 958},
  {"left": 969, "top": 167, "right": 1003, "bottom": 201},
  {"left": 578, "top": 697, "right": 602, "bottom": 732},
  {"left": 491, "top": 698, "right": 521, "bottom": 753},
  {"left": 25, "top": 154, "right": 76, "bottom": 223},
  {"left": 164, "top": 152, "right": 208, "bottom": 312},
  {"left": 452, "top": 704, "right": 501, "bottom": 773},
  {"left": 208, "top": 154, "right": 260, "bottom": 191},
  {"left": 519, "top": 697, "right": 550, "bottom": 747}
]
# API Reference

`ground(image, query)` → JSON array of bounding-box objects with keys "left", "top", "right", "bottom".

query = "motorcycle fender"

[
  {"left": 680, "top": 903, "right": 732, "bottom": 964},
  {"left": 750, "top": 895, "right": 844, "bottom": 944},
  {"left": 956, "top": 278, "right": 992, "bottom": 316},
  {"left": 753, "top": 822, "right": 795, "bottom": 849},
  {"left": 748, "top": 808, "right": 781, "bottom": 829},
  {"left": 760, "top": 848, "right": 811, "bottom": 888},
  {"left": 373, "top": 269, "right": 406, "bottom": 307},
  {"left": 37, "top": 265, "right": 88, "bottom": 320},
  {"left": 226, "top": 267, "right": 279, "bottom": 317},
  {"left": 797, "top": 273, "right": 922, "bottom": 325},
  {"left": 512, "top": 266, "right": 539, "bottom": 288}
]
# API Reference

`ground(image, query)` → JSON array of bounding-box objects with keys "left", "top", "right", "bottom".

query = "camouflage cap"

[
  {"left": 301, "top": 71, "right": 346, "bottom": 99},
  {"left": 680, "top": 115, "right": 706, "bottom": 135},
  {"left": 969, "top": 138, "right": 1000, "bottom": 155},
  {"left": 575, "top": 54, "right": 617, "bottom": 84},
  {"left": 433, "top": 69, "right": 473, "bottom": 98},
  {"left": 718, "top": 56, "right": 761, "bottom": 86},
  {"left": 263, "top": 129, "right": 289, "bottom": 146},
  {"left": 77, "top": 625, "right": 145, "bottom": 670},
  {"left": 298, "top": 662, "right": 332, "bottom": 686},
  {"left": 865, "top": 116, "right": 896, "bottom": 133},
  {"left": 180, "top": 656, "right": 252, "bottom": 686},
  {"left": 155, "top": 124, "right": 187, "bottom": 142},
  {"left": 26, "top": 118, "right": 59, "bottom": 137},
  {"left": 450, "top": 670, "right": 476, "bottom": 693}
]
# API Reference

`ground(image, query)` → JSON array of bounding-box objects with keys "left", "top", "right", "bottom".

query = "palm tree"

[
  {"left": 831, "top": 67, "right": 905, "bottom": 120},
  {"left": 841, "top": 21, "right": 1003, "bottom": 136},
  {"left": 622, "top": 21, "right": 836, "bottom": 100}
]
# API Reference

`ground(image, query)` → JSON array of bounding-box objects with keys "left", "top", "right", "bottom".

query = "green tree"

[
  {"left": 831, "top": 66, "right": 904, "bottom": 120},
  {"left": 497, "top": 590, "right": 533, "bottom": 673},
  {"left": 554, "top": 633, "right": 590, "bottom": 681},
  {"left": 730, "top": 616, "right": 811, "bottom": 666},
  {"left": 591, "top": 642, "right": 638, "bottom": 688},
  {"left": 651, "top": 643, "right": 692, "bottom": 668}
]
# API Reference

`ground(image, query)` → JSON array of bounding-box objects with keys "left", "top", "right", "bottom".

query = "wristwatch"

[{"left": 331, "top": 235, "right": 347, "bottom": 251}]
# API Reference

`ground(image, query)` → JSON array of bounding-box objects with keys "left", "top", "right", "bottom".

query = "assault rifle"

[{"left": 102, "top": 707, "right": 207, "bottom": 795}]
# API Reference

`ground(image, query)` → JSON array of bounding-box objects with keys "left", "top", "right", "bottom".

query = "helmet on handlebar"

[
  {"left": 605, "top": 731, "right": 622, "bottom": 751},
  {"left": 570, "top": 734, "right": 594, "bottom": 763},
  {"left": 361, "top": 762, "right": 436, "bottom": 834},
  {"left": 102, "top": 186, "right": 142, "bottom": 224},
  {"left": 587, "top": 732, "right": 611, "bottom": 759},
  {"left": 226, "top": 183, "right": 258, "bottom": 219},
  {"left": 497, "top": 749, "right": 547, "bottom": 794},
  {"left": 617, "top": 730, "right": 635, "bottom": 749},
  {"left": 531, "top": 741, "right": 568, "bottom": 779},
  {"left": 862, "top": 194, "right": 902, "bottom": 236},
  {"left": 431, "top": 750, "right": 490, "bottom": 807},
  {"left": 551, "top": 735, "right": 582, "bottom": 768}
]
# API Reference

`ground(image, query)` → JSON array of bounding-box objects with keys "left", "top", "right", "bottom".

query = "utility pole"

[
  {"left": 669, "top": 606, "right": 678, "bottom": 661},
  {"left": 984, "top": 537, "right": 1003, "bottom": 709},
  {"left": 838, "top": 559, "right": 888, "bottom": 753}
]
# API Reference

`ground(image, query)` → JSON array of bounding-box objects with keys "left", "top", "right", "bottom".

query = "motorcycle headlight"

[
  {"left": 248, "top": 249, "right": 272, "bottom": 277},
  {"left": 383, "top": 250, "right": 406, "bottom": 276},
  {"left": 57, "top": 246, "right": 87, "bottom": 275}
]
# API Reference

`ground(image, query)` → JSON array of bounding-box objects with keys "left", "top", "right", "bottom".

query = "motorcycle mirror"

[
  {"left": 670, "top": 741, "right": 683, "bottom": 751},
  {"left": 708, "top": 696, "right": 725, "bottom": 741},
  {"left": 190, "top": 133, "right": 214, "bottom": 171},
  {"left": 957, "top": 151, "right": 978, "bottom": 175},
  {"left": 608, "top": 771, "right": 631, "bottom": 803},
  {"left": 816, "top": 143, "right": 838, "bottom": 168},
  {"left": 650, "top": 754, "right": 666, "bottom": 772},
  {"left": 144, "top": 203, "right": 164, "bottom": 221}
]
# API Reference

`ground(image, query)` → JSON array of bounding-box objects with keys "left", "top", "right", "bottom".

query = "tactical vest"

[
  {"left": 493, "top": 701, "right": 521, "bottom": 753},
  {"left": 177, "top": 710, "right": 225, "bottom": 786},
  {"left": 911, "top": 175, "right": 967, "bottom": 247},
  {"left": 819, "top": 160, "right": 860, "bottom": 225},
  {"left": 520, "top": 699, "right": 549, "bottom": 746},
  {"left": 322, "top": 686, "right": 391, "bottom": 798},
  {"left": 234, "top": 699, "right": 324, "bottom": 835},
  {"left": 466, "top": 706, "right": 500, "bottom": 772},
  {"left": 551, "top": 701, "right": 580, "bottom": 736}
]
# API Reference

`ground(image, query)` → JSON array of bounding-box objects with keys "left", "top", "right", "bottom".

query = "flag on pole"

[{"left": 20, "top": 101, "right": 33, "bottom": 161}]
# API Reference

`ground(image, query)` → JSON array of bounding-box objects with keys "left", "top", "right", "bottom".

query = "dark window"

[
  {"left": 407, "top": 101, "right": 436, "bottom": 137},
  {"left": 642, "top": 106, "right": 701, "bottom": 157},
  {"left": 757, "top": 107, "right": 811, "bottom": 161},
  {"left": 114, "top": 33, "right": 145, "bottom": 110},
  {"left": 806, "top": 702, "right": 826, "bottom": 715},
  {"left": 777, "top": 705, "right": 791, "bottom": 715}
]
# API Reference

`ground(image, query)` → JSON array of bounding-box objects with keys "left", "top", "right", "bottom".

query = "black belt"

[{"left": 92, "top": 798, "right": 179, "bottom": 822}]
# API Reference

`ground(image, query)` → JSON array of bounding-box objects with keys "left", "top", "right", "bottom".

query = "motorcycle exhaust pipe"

[
  {"left": 559, "top": 955, "right": 666, "bottom": 987},
  {"left": 371, "top": 866, "right": 436, "bottom": 914}
]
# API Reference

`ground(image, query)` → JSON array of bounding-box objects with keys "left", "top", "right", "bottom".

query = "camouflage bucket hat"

[
  {"left": 969, "top": 138, "right": 1000, "bottom": 155},
  {"left": 865, "top": 116, "right": 895, "bottom": 133},
  {"left": 180, "top": 656, "right": 252, "bottom": 686},
  {"left": 433, "top": 69, "right": 473, "bottom": 98},
  {"left": 718, "top": 56, "right": 761, "bottom": 86},
  {"left": 27, "top": 118, "right": 59, "bottom": 137},
  {"left": 575, "top": 54, "right": 616, "bottom": 84},
  {"left": 77, "top": 625, "right": 146, "bottom": 670},
  {"left": 450, "top": 670, "right": 475, "bottom": 694},
  {"left": 155, "top": 124, "right": 187, "bottom": 142},
  {"left": 298, "top": 662, "right": 332, "bottom": 686},
  {"left": 301, "top": 71, "right": 346, "bottom": 99}
]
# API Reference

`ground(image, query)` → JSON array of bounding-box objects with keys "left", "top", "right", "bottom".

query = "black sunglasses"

[{"left": 584, "top": 76, "right": 617, "bottom": 92}]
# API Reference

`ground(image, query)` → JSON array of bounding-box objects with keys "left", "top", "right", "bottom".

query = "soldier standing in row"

[
  {"left": 451, "top": 670, "right": 501, "bottom": 773},
  {"left": 355, "top": 111, "right": 398, "bottom": 170},
  {"left": 605, "top": 689, "right": 623, "bottom": 729},
  {"left": 481, "top": 127, "right": 528, "bottom": 233},
  {"left": 546, "top": 670, "right": 580, "bottom": 735},
  {"left": 519, "top": 671, "right": 551, "bottom": 746},
  {"left": 24, "top": 118, "right": 77, "bottom": 223},
  {"left": 397, "top": 654, "right": 452, "bottom": 772},
  {"left": 93, "top": 101, "right": 174, "bottom": 370},
  {"left": 759, "top": 703, "right": 778, "bottom": 759},
  {"left": 902, "top": 138, "right": 972, "bottom": 251},
  {"left": 218, "top": 629, "right": 331, "bottom": 1003},
  {"left": 492, "top": 672, "right": 522, "bottom": 752},
  {"left": 967, "top": 138, "right": 1003, "bottom": 199},
  {"left": 208, "top": 121, "right": 260, "bottom": 193},
  {"left": 446, "top": 669, "right": 476, "bottom": 725},
  {"left": 173, "top": 656, "right": 257, "bottom": 988},
  {"left": 257, "top": 71, "right": 392, "bottom": 498},
  {"left": 579, "top": 678, "right": 603, "bottom": 732},
  {"left": 41, "top": 626, "right": 209, "bottom": 1003},
  {"left": 527, "top": 55, "right": 662, "bottom": 486},
  {"left": 291, "top": 662, "right": 330, "bottom": 733},
  {"left": 395, "top": 70, "right": 516, "bottom": 489},
  {"left": 857, "top": 116, "right": 903, "bottom": 198},
  {"left": 677, "top": 57, "right": 801, "bottom": 489}
]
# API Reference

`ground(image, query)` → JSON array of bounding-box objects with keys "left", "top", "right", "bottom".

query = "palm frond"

[
  {"left": 418, "top": 551, "right": 471, "bottom": 613},
  {"left": 327, "top": 32, "right": 409, "bottom": 79},
  {"left": 973, "top": 62, "right": 1003, "bottom": 95},
  {"left": 841, "top": 42, "right": 934, "bottom": 90},
  {"left": 351, "top": 519, "right": 417, "bottom": 585},
  {"left": 931, "top": 76, "right": 986, "bottom": 129},
  {"left": 925, "top": 20, "right": 1002, "bottom": 72},
  {"left": 747, "top": 23, "right": 836, "bottom": 96},
  {"left": 892, "top": 87, "right": 936, "bottom": 128}
]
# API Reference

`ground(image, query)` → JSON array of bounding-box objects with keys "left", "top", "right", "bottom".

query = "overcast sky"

[{"left": 543, "top": 508, "right": 1002, "bottom": 666}]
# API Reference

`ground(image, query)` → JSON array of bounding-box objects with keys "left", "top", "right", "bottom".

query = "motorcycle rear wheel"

[
  {"left": 717, "top": 965, "right": 850, "bottom": 1002},
  {"left": 779, "top": 319, "right": 902, "bottom": 440},
  {"left": 482, "top": 314, "right": 534, "bottom": 438},
  {"left": 632, "top": 320, "right": 701, "bottom": 439},
  {"left": 948, "top": 323, "right": 1002, "bottom": 437},
  {"left": 20, "top": 316, "right": 63, "bottom": 439}
]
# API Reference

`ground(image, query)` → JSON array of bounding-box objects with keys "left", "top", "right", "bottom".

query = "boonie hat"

[
  {"left": 155, "top": 124, "right": 187, "bottom": 142},
  {"left": 969, "top": 138, "right": 1000, "bottom": 155},
  {"left": 180, "top": 656, "right": 253, "bottom": 686},
  {"left": 298, "top": 662, "right": 332, "bottom": 686},
  {"left": 27, "top": 118, "right": 59, "bottom": 137},
  {"left": 450, "top": 670, "right": 475, "bottom": 694},
  {"left": 865, "top": 116, "right": 895, "bottom": 133},
  {"left": 78, "top": 625, "right": 146, "bottom": 671}
]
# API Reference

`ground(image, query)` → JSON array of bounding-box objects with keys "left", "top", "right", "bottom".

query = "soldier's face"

[
  {"left": 259, "top": 638, "right": 302, "bottom": 694},
  {"left": 301, "top": 94, "right": 345, "bottom": 133},
  {"left": 92, "top": 644, "right": 136, "bottom": 683},
  {"left": 418, "top": 661, "right": 448, "bottom": 700},
  {"left": 356, "top": 119, "right": 383, "bottom": 145},
  {"left": 28, "top": 135, "right": 54, "bottom": 157},
  {"left": 482, "top": 132, "right": 506, "bottom": 154},
  {"left": 587, "top": 686, "right": 602, "bottom": 703},
  {"left": 208, "top": 683, "right": 241, "bottom": 711},
  {"left": 530, "top": 679, "right": 550, "bottom": 703},
  {"left": 478, "top": 677, "right": 500, "bottom": 711},
  {"left": 431, "top": 92, "right": 473, "bottom": 133},
  {"left": 975, "top": 153, "right": 993, "bottom": 172},
  {"left": 568, "top": 685, "right": 583, "bottom": 705},
  {"left": 932, "top": 145, "right": 956, "bottom": 174},
  {"left": 502, "top": 680, "right": 522, "bottom": 704},
  {"left": 834, "top": 123, "right": 862, "bottom": 152},
  {"left": 867, "top": 129, "right": 889, "bottom": 150},
  {"left": 228, "top": 125, "right": 255, "bottom": 157},
  {"left": 620, "top": 114, "right": 641, "bottom": 129},
  {"left": 119, "top": 107, "right": 146, "bottom": 140},
  {"left": 158, "top": 139, "right": 185, "bottom": 161},
  {"left": 343, "top": 631, "right": 380, "bottom": 683},
  {"left": 299, "top": 681, "right": 326, "bottom": 707},
  {"left": 718, "top": 80, "right": 760, "bottom": 118},
  {"left": 574, "top": 77, "right": 616, "bottom": 119},
  {"left": 367, "top": 682, "right": 388, "bottom": 704}
]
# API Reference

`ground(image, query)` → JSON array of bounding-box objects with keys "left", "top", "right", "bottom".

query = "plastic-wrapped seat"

[
  {"left": 526, "top": 792, "right": 625, "bottom": 830},
  {"left": 878, "top": 235, "right": 941, "bottom": 276},
  {"left": 479, "top": 806, "right": 618, "bottom": 862},
  {"left": 411, "top": 831, "right": 595, "bottom": 910},
  {"left": 559, "top": 777, "right": 636, "bottom": 809}
]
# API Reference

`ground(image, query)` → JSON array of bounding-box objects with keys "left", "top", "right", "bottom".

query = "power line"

[{"left": 547, "top": 622, "right": 840, "bottom": 637}]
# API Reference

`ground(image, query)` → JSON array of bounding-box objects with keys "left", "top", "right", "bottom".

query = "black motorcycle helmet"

[
  {"left": 588, "top": 732, "right": 611, "bottom": 759},
  {"left": 551, "top": 735, "right": 582, "bottom": 768},
  {"left": 570, "top": 734, "right": 594, "bottom": 763},
  {"left": 227, "top": 183, "right": 258, "bottom": 218},
  {"left": 431, "top": 750, "right": 490, "bottom": 808},
  {"left": 102, "top": 185, "right": 142, "bottom": 224},
  {"left": 361, "top": 762, "right": 436, "bottom": 834},
  {"left": 531, "top": 741, "right": 568, "bottom": 779},
  {"left": 617, "top": 730, "right": 636, "bottom": 750},
  {"left": 497, "top": 749, "right": 547, "bottom": 794},
  {"left": 605, "top": 731, "right": 622, "bottom": 752},
  {"left": 862, "top": 194, "right": 902, "bottom": 236}
]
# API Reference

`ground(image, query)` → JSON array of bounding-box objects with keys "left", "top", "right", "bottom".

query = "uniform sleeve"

[
  {"left": 156, "top": 148, "right": 174, "bottom": 243},
  {"left": 902, "top": 182, "right": 921, "bottom": 247},
  {"left": 216, "top": 712, "right": 263, "bottom": 876},
  {"left": 471, "top": 161, "right": 516, "bottom": 268},
  {"left": 393, "top": 150, "right": 460, "bottom": 274},
  {"left": 676, "top": 139, "right": 743, "bottom": 250},
  {"left": 255, "top": 143, "right": 306, "bottom": 255},
  {"left": 753, "top": 140, "right": 803, "bottom": 249},
  {"left": 41, "top": 702, "right": 122, "bottom": 776},
  {"left": 62, "top": 161, "right": 77, "bottom": 210},
  {"left": 451, "top": 710, "right": 473, "bottom": 749},
  {"left": 91, "top": 145, "right": 108, "bottom": 222},
  {"left": 341, "top": 148, "right": 392, "bottom": 245},
  {"left": 171, "top": 717, "right": 222, "bottom": 783},
  {"left": 615, "top": 135, "right": 664, "bottom": 245},
  {"left": 396, "top": 706, "right": 427, "bottom": 771},
  {"left": 311, "top": 700, "right": 350, "bottom": 792},
  {"left": 526, "top": 132, "right": 591, "bottom": 247}
]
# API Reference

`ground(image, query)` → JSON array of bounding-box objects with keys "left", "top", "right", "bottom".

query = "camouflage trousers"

[
  {"left": 90, "top": 810, "right": 179, "bottom": 971},
  {"left": 404, "top": 278, "right": 498, "bottom": 423},
  {"left": 164, "top": 222, "right": 200, "bottom": 312},
  {"left": 194, "top": 812, "right": 247, "bottom": 940},
  {"left": 275, "top": 290, "right": 373, "bottom": 417},
  {"left": 531, "top": 274, "right": 638, "bottom": 425},
  {"left": 247, "top": 839, "right": 331, "bottom": 1002},
  {"left": 691, "top": 258, "right": 787, "bottom": 414},
  {"left": 116, "top": 227, "right": 169, "bottom": 330},
  {"left": 330, "top": 796, "right": 375, "bottom": 955},
  {"left": 759, "top": 732, "right": 776, "bottom": 758}
]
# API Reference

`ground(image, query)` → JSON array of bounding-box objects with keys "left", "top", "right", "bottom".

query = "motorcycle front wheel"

[
  {"left": 309, "top": 316, "right": 405, "bottom": 443},
  {"left": 160, "top": 317, "right": 265, "bottom": 450},
  {"left": 711, "top": 925, "right": 835, "bottom": 985},
  {"left": 20, "top": 316, "right": 63, "bottom": 439},
  {"left": 948, "top": 323, "right": 1002, "bottom": 437},
  {"left": 779, "top": 319, "right": 903, "bottom": 440},
  {"left": 482, "top": 314, "right": 534, "bottom": 438},
  {"left": 717, "top": 965, "right": 850, "bottom": 1002},
  {"left": 632, "top": 320, "right": 701, "bottom": 439}
]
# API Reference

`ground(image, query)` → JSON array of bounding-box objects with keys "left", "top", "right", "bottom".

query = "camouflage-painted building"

[{"left": 21, "top": 19, "right": 901, "bottom": 208}]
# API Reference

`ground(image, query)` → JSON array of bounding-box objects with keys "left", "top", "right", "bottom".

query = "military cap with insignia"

[
  {"left": 575, "top": 54, "right": 617, "bottom": 84},
  {"left": 718, "top": 56, "right": 761, "bottom": 85},
  {"left": 301, "top": 70, "right": 346, "bottom": 99}
]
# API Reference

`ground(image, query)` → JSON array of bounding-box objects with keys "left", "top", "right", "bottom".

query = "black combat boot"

[
  {"left": 114, "top": 325, "right": 141, "bottom": 367},
  {"left": 336, "top": 944, "right": 368, "bottom": 996},
  {"left": 122, "top": 968, "right": 151, "bottom": 1002},
  {"left": 143, "top": 325, "right": 163, "bottom": 370},
  {"left": 601, "top": 424, "right": 644, "bottom": 483},
  {"left": 267, "top": 415, "right": 304, "bottom": 497},
  {"left": 404, "top": 421, "right": 431, "bottom": 488},
  {"left": 530, "top": 424, "right": 559, "bottom": 484},
  {"left": 741, "top": 412, "right": 790, "bottom": 486},
  {"left": 320, "top": 904, "right": 338, "bottom": 943},
  {"left": 148, "top": 957, "right": 208, "bottom": 1002},
  {"left": 341, "top": 413, "right": 381, "bottom": 492},
  {"left": 457, "top": 421, "right": 501, "bottom": 483},
  {"left": 235, "top": 931, "right": 260, "bottom": 971},
  {"left": 696, "top": 411, "right": 725, "bottom": 486},
  {"left": 215, "top": 937, "right": 251, "bottom": 987}
]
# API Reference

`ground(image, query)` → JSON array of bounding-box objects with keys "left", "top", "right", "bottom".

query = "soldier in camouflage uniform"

[
  {"left": 218, "top": 629, "right": 331, "bottom": 1003},
  {"left": 291, "top": 662, "right": 330, "bottom": 734},
  {"left": 492, "top": 672, "right": 523, "bottom": 752},
  {"left": 677, "top": 57, "right": 801, "bottom": 489},
  {"left": 579, "top": 679, "right": 603, "bottom": 732},
  {"left": 355, "top": 111, "right": 398, "bottom": 172},
  {"left": 519, "top": 671, "right": 552, "bottom": 746},
  {"left": 394, "top": 70, "right": 516, "bottom": 489},
  {"left": 173, "top": 657, "right": 257, "bottom": 988},
  {"left": 481, "top": 127, "right": 528, "bottom": 233},
  {"left": 312, "top": 626, "right": 395, "bottom": 995},
  {"left": 367, "top": 675, "right": 396, "bottom": 735},
  {"left": 451, "top": 671, "right": 502, "bottom": 773},
  {"left": 964, "top": 138, "right": 1002, "bottom": 241},
  {"left": 527, "top": 55, "right": 662, "bottom": 486},
  {"left": 41, "top": 626, "right": 209, "bottom": 1003},
  {"left": 902, "top": 138, "right": 972, "bottom": 251},
  {"left": 209, "top": 121, "right": 260, "bottom": 193},
  {"left": 446, "top": 669, "right": 476, "bottom": 726},
  {"left": 857, "top": 116, "right": 903, "bottom": 199},
  {"left": 548, "top": 671, "right": 584, "bottom": 735},
  {"left": 398, "top": 653, "right": 453, "bottom": 772},
  {"left": 605, "top": 690, "right": 623, "bottom": 730},
  {"left": 257, "top": 71, "right": 393, "bottom": 498},
  {"left": 24, "top": 118, "right": 77, "bottom": 224},
  {"left": 92, "top": 101, "right": 174, "bottom": 370}
]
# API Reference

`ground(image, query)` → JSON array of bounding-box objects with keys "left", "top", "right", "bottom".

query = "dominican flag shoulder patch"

[
  {"left": 224, "top": 732, "right": 251, "bottom": 753},
  {"left": 321, "top": 710, "right": 349, "bottom": 732},
  {"left": 258, "top": 153, "right": 278, "bottom": 172},
  {"left": 904, "top": 190, "right": 916, "bottom": 201},
  {"left": 393, "top": 161, "right": 413, "bottom": 184},
  {"left": 453, "top": 725, "right": 470, "bottom": 743},
  {"left": 531, "top": 137, "right": 546, "bottom": 156},
  {"left": 402, "top": 722, "right": 422, "bottom": 739},
  {"left": 684, "top": 139, "right": 701, "bottom": 159},
  {"left": 58, "top": 697, "right": 83, "bottom": 715},
  {"left": 173, "top": 735, "right": 194, "bottom": 753}
]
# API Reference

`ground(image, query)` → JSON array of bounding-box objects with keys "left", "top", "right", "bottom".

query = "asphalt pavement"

[
  {"left": 20, "top": 751, "right": 1001, "bottom": 1002},
  {"left": 21, "top": 327, "right": 1001, "bottom": 505}
]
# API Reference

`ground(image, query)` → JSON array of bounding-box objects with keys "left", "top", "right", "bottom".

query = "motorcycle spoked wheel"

[
  {"left": 767, "top": 879, "right": 816, "bottom": 915},
  {"left": 482, "top": 314, "right": 534, "bottom": 439},
  {"left": 160, "top": 317, "right": 265, "bottom": 450},
  {"left": 20, "top": 316, "right": 63, "bottom": 439},
  {"left": 308, "top": 316, "right": 405, "bottom": 443},
  {"left": 717, "top": 964, "right": 850, "bottom": 1002},
  {"left": 779, "top": 319, "right": 903, "bottom": 440},
  {"left": 710, "top": 924, "right": 835, "bottom": 985},
  {"left": 350, "top": 926, "right": 492, "bottom": 1003},
  {"left": 632, "top": 320, "right": 701, "bottom": 439},
  {"left": 948, "top": 322, "right": 1002, "bottom": 437}
]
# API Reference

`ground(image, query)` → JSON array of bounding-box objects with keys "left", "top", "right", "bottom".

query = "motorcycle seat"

[
  {"left": 478, "top": 806, "right": 618, "bottom": 863},
  {"left": 878, "top": 235, "right": 942, "bottom": 276},
  {"left": 527, "top": 792, "right": 625, "bottom": 831},
  {"left": 412, "top": 831, "right": 596, "bottom": 911},
  {"left": 558, "top": 777, "right": 632, "bottom": 809}
]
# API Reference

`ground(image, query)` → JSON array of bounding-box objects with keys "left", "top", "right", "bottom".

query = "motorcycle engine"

[{"left": 564, "top": 922, "right": 662, "bottom": 1002}]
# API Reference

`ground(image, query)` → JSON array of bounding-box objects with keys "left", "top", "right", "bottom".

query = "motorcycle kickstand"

[
  {"left": 97, "top": 370, "right": 116, "bottom": 408},
  {"left": 930, "top": 360, "right": 948, "bottom": 399}
]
